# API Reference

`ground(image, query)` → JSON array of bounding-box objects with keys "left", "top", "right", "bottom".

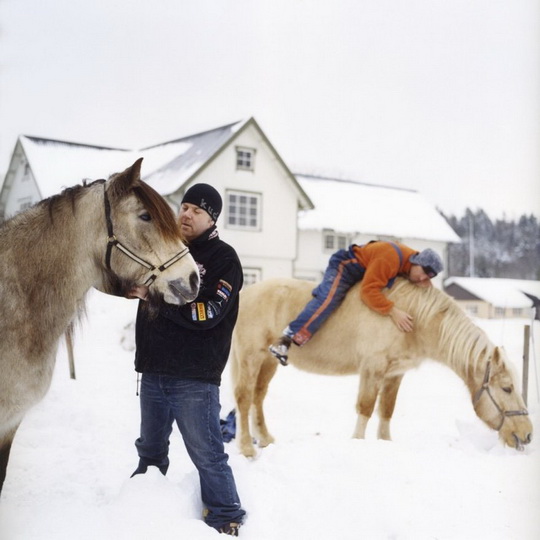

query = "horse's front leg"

[
  {"left": 251, "top": 357, "right": 277, "bottom": 447},
  {"left": 235, "top": 389, "right": 256, "bottom": 458},
  {"left": 0, "top": 423, "right": 20, "bottom": 495},
  {"left": 233, "top": 352, "right": 258, "bottom": 458},
  {"left": 352, "top": 369, "right": 383, "bottom": 439},
  {"left": 377, "top": 374, "right": 404, "bottom": 440}
]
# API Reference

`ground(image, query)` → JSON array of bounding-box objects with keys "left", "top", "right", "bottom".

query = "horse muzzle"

[
  {"left": 167, "top": 271, "right": 200, "bottom": 304},
  {"left": 511, "top": 431, "right": 532, "bottom": 452}
]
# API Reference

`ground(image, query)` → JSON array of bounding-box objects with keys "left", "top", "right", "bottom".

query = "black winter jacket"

[{"left": 134, "top": 226, "right": 243, "bottom": 385}]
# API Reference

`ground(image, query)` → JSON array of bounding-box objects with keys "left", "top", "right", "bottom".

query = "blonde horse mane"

[{"left": 389, "top": 279, "right": 493, "bottom": 375}]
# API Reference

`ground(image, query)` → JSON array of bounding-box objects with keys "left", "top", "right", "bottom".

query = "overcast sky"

[{"left": 1, "top": 0, "right": 538, "bottom": 219}]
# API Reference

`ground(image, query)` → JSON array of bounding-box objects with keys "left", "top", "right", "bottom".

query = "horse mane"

[
  {"left": 40, "top": 183, "right": 93, "bottom": 222},
  {"left": 38, "top": 177, "right": 184, "bottom": 244},
  {"left": 131, "top": 181, "right": 184, "bottom": 243},
  {"left": 389, "top": 279, "right": 493, "bottom": 375}
]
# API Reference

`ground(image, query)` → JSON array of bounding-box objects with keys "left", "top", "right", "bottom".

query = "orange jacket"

[{"left": 352, "top": 242, "right": 416, "bottom": 314}]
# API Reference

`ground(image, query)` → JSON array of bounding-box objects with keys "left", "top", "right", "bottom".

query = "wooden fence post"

[
  {"left": 522, "top": 325, "right": 530, "bottom": 406},
  {"left": 65, "top": 325, "right": 76, "bottom": 380}
]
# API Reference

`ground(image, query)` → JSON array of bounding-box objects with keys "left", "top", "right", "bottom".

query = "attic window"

[{"left": 236, "top": 147, "right": 255, "bottom": 171}]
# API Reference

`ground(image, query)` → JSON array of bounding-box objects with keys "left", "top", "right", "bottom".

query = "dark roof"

[
  {"left": 141, "top": 121, "right": 242, "bottom": 149},
  {"left": 23, "top": 135, "right": 129, "bottom": 152},
  {"left": 444, "top": 282, "right": 482, "bottom": 301}
]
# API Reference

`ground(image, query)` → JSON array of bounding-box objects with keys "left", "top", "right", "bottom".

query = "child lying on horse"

[{"left": 269, "top": 241, "right": 443, "bottom": 365}]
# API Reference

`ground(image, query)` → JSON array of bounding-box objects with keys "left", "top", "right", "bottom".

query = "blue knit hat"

[
  {"left": 181, "top": 183, "right": 222, "bottom": 221},
  {"left": 409, "top": 249, "right": 443, "bottom": 277}
]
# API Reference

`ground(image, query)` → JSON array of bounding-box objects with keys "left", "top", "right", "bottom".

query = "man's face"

[
  {"left": 179, "top": 202, "right": 214, "bottom": 242},
  {"left": 408, "top": 265, "right": 433, "bottom": 288}
]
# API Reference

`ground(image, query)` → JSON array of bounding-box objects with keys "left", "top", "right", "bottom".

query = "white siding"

[
  {"left": 178, "top": 123, "right": 301, "bottom": 280},
  {"left": 1, "top": 144, "right": 42, "bottom": 220},
  {"left": 296, "top": 229, "right": 448, "bottom": 288}
]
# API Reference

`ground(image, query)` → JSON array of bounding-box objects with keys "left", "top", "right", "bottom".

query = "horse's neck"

[
  {"left": 2, "top": 187, "right": 105, "bottom": 333},
  {"left": 425, "top": 301, "right": 491, "bottom": 391}
]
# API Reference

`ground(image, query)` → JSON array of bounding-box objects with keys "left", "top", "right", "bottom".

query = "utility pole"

[{"left": 468, "top": 215, "right": 475, "bottom": 277}]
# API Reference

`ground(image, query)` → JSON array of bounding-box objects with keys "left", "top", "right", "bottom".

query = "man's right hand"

[
  {"left": 389, "top": 306, "right": 414, "bottom": 332},
  {"left": 127, "top": 285, "right": 149, "bottom": 301}
]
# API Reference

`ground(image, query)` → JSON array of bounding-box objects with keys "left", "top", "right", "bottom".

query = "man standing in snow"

[
  {"left": 269, "top": 241, "right": 443, "bottom": 366},
  {"left": 130, "top": 184, "right": 246, "bottom": 536}
]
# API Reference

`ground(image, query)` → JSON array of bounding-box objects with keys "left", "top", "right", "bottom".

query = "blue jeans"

[
  {"left": 134, "top": 373, "right": 245, "bottom": 529},
  {"left": 287, "top": 248, "right": 365, "bottom": 345}
]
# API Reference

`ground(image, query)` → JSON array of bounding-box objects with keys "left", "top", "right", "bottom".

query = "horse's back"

[
  {"left": 234, "top": 277, "right": 425, "bottom": 376},
  {"left": 236, "top": 278, "right": 314, "bottom": 338}
]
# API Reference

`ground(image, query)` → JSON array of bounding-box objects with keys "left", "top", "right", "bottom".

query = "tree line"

[{"left": 441, "top": 209, "right": 540, "bottom": 280}]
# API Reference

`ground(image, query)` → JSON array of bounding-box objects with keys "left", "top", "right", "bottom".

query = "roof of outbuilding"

[
  {"left": 296, "top": 174, "right": 460, "bottom": 243},
  {"left": 444, "top": 276, "right": 540, "bottom": 309}
]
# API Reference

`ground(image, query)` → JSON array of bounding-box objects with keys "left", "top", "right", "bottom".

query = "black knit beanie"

[{"left": 181, "top": 183, "right": 222, "bottom": 221}]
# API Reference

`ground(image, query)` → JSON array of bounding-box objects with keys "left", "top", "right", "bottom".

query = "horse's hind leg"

[
  {"left": 251, "top": 357, "right": 278, "bottom": 447},
  {"left": 0, "top": 425, "right": 20, "bottom": 495},
  {"left": 377, "top": 374, "right": 404, "bottom": 440},
  {"left": 352, "top": 370, "right": 383, "bottom": 439}
]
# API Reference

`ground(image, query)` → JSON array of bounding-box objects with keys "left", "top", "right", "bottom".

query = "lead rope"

[{"left": 136, "top": 372, "right": 141, "bottom": 397}]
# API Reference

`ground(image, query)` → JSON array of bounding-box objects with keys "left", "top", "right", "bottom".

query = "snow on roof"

[
  {"left": 20, "top": 120, "right": 246, "bottom": 198},
  {"left": 296, "top": 175, "right": 460, "bottom": 243},
  {"left": 21, "top": 137, "right": 136, "bottom": 198},
  {"left": 445, "top": 277, "right": 540, "bottom": 309},
  {"left": 142, "top": 120, "right": 245, "bottom": 194}
]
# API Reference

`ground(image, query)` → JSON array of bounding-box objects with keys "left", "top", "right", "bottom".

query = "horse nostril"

[
  {"left": 527, "top": 433, "right": 532, "bottom": 444},
  {"left": 190, "top": 271, "right": 199, "bottom": 291}
]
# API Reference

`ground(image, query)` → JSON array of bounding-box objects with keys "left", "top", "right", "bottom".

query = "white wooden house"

[
  {"left": 294, "top": 174, "right": 460, "bottom": 288},
  {"left": 0, "top": 118, "right": 458, "bottom": 285},
  {"left": 0, "top": 119, "right": 313, "bottom": 284}
]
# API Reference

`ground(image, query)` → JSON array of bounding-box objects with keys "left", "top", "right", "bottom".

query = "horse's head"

[
  {"left": 97, "top": 158, "right": 200, "bottom": 305},
  {"left": 472, "top": 347, "right": 532, "bottom": 450}
]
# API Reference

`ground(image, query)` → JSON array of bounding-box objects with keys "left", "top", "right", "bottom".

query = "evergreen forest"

[{"left": 442, "top": 209, "right": 540, "bottom": 280}]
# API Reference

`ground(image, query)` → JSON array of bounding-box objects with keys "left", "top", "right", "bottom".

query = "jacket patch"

[
  {"left": 191, "top": 302, "right": 208, "bottom": 321},
  {"left": 196, "top": 302, "right": 207, "bottom": 321},
  {"left": 217, "top": 289, "right": 228, "bottom": 300},
  {"left": 218, "top": 279, "right": 232, "bottom": 300}
]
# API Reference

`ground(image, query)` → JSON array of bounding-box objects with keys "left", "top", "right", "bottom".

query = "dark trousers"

[
  {"left": 286, "top": 248, "right": 365, "bottom": 345},
  {"left": 134, "top": 373, "right": 245, "bottom": 529}
]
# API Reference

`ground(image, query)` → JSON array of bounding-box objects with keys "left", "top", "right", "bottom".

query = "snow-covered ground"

[{"left": 1, "top": 290, "right": 539, "bottom": 539}]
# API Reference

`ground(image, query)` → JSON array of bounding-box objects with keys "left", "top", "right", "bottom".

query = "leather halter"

[
  {"left": 103, "top": 184, "right": 190, "bottom": 287},
  {"left": 472, "top": 361, "right": 529, "bottom": 431}
]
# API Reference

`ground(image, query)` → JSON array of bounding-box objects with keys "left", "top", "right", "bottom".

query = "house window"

[
  {"left": 22, "top": 162, "right": 31, "bottom": 181},
  {"left": 227, "top": 191, "right": 261, "bottom": 230},
  {"left": 243, "top": 268, "right": 262, "bottom": 286},
  {"left": 236, "top": 147, "right": 255, "bottom": 171},
  {"left": 512, "top": 308, "right": 523, "bottom": 317},
  {"left": 18, "top": 197, "right": 33, "bottom": 212},
  {"left": 495, "top": 307, "right": 506, "bottom": 317},
  {"left": 465, "top": 305, "right": 478, "bottom": 316},
  {"left": 324, "top": 231, "right": 347, "bottom": 252}
]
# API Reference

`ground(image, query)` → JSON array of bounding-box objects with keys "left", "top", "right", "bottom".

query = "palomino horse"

[
  {"left": 231, "top": 278, "right": 532, "bottom": 457},
  {"left": 0, "top": 159, "right": 200, "bottom": 494}
]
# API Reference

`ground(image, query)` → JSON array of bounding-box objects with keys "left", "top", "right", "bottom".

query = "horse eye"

[
  {"left": 502, "top": 387, "right": 512, "bottom": 394},
  {"left": 139, "top": 213, "right": 152, "bottom": 222}
]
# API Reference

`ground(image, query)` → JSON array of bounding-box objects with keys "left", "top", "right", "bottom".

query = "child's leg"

[{"left": 288, "top": 251, "right": 364, "bottom": 345}]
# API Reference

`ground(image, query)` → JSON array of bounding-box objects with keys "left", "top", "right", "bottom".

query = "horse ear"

[
  {"left": 492, "top": 346, "right": 503, "bottom": 366},
  {"left": 107, "top": 158, "right": 144, "bottom": 199}
]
